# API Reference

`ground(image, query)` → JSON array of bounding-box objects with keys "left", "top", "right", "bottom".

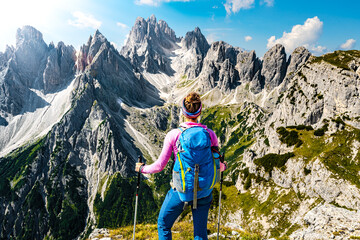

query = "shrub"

[
  {"left": 295, "top": 125, "right": 306, "bottom": 130},
  {"left": 276, "top": 127, "right": 302, "bottom": 148},
  {"left": 94, "top": 174, "right": 157, "bottom": 228},
  {"left": 254, "top": 152, "right": 295, "bottom": 173},
  {"left": 244, "top": 177, "right": 252, "bottom": 190},
  {"left": 264, "top": 138, "right": 270, "bottom": 147},
  {"left": 314, "top": 124, "right": 328, "bottom": 136},
  {"left": 304, "top": 168, "right": 311, "bottom": 175},
  {"left": 305, "top": 125, "right": 314, "bottom": 131}
]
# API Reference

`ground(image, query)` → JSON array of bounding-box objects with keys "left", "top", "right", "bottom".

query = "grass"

[
  {"left": 293, "top": 130, "right": 326, "bottom": 163},
  {"left": 176, "top": 76, "right": 195, "bottom": 88},
  {"left": 0, "top": 137, "right": 46, "bottom": 200},
  {"left": 201, "top": 104, "right": 261, "bottom": 172},
  {"left": 311, "top": 50, "right": 360, "bottom": 70},
  {"left": 93, "top": 221, "right": 261, "bottom": 240},
  {"left": 213, "top": 184, "right": 301, "bottom": 238},
  {"left": 276, "top": 127, "right": 303, "bottom": 148},
  {"left": 293, "top": 124, "right": 360, "bottom": 189}
]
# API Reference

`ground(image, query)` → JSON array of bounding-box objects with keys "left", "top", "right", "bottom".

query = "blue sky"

[{"left": 1, "top": 0, "right": 359, "bottom": 57}]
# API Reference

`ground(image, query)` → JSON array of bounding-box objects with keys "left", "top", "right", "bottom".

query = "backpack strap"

[
  {"left": 193, "top": 164, "right": 199, "bottom": 209},
  {"left": 211, "top": 146, "right": 224, "bottom": 163}
]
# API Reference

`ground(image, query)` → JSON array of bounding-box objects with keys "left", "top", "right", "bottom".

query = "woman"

[{"left": 135, "top": 92, "right": 226, "bottom": 240}]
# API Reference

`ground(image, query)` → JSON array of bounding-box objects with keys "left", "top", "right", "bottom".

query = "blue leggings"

[{"left": 157, "top": 188, "right": 212, "bottom": 240}]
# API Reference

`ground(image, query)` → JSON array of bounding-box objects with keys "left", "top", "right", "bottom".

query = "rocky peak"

[
  {"left": 0, "top": 25, "right": 76, "bottom": 116},
  {"left": 158, "top": 20, "right": 176, "bottom": 42},
  {"left": 262, "top": 44, "right": 287, "bottom": 90},
  {"left": 206, "top": 41, "right": 240, "bottom": 65},
  {"left": 89, "top": 30, "right": 108, "bottom": 57},
  {"left": 43, "top": 41, "right": 76, "bottom": 93},
  {"left": 197, "top": 41, "right": 242, "bottom": 92},
  {"left": 236, "top": 50, "right": 262, "bottom": 92},
  {"left": 183, "top": 27, "right": 209, "bottom": 57},
  {"left": 15, "top": 25, "right": 47, "bottom": 48},
  {"left": 287, "top": 46, "right": 311, "bottom": 76},
  {"left": 12, "top": 26, "right": 48, "bottom": 85},
  {"left": 77, "top": 30, "right": 110, "bottom": 72},
  {"left": 121, "top": 15, "right": 179, "bottom": 74},
  {"left": 0, "top": 46, "right": 14, "bottom": 69},
  {"left": 124, "top": 15, "right": 177, "bottom": 49},
  {"left": 148, "top": 14, "right": 157, "bottom": 25}
]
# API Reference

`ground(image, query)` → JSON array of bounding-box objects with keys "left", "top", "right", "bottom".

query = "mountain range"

[{"left": 0, "top": 15, "right": 360, "bottom": 239}]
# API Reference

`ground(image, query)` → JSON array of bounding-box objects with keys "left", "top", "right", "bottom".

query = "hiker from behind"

[{"left": 135, "top": 92, "right": 227, "bottom": 240}]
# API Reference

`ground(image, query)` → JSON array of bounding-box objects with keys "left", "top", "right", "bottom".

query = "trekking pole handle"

[
  {"left": 220, "top": 151, "right": 225, "bottom": 189},
  {"left": 136, "top": 156, "right": 142, "bottom": 192}
]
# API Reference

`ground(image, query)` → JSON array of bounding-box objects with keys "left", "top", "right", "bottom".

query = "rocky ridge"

[{"left": 0, "top": 28, "right": 167, "bottom": 239}]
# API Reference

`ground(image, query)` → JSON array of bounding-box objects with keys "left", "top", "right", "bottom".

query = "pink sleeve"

[
  {"left": 207, "top": 129, "right": 219, "bottom": 147},
  {"left": 141, "top": 129, "right": 178, "bottom": 174}
]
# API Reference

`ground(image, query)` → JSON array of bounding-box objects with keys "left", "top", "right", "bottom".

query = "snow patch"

[
  {"left": 117, "top": 98, "right": 124, "bottom": 109},
  {"left": 0, "top": 79, "right": 75, "bottom": 157}
]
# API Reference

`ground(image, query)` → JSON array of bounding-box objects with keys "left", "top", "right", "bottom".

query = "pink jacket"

[{"left": 141, "top": 122, "right": 226, "bottom": 174}]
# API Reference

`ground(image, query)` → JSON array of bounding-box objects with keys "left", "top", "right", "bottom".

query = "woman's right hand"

[{"left": 135, "top": 162, "right": 145, "bottom": 172}]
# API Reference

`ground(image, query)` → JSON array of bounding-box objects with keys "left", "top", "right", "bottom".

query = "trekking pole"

[
  {"left": 133, "top": 155, "right": 142, "bottom": 240},
  {"left": 217, "top": 151, "right": 225, "bottom": 240}
]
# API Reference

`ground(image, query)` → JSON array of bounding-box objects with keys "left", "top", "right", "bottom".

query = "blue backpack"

[{"left": 172, "top": 126, "right": 220, "bottom": 209}]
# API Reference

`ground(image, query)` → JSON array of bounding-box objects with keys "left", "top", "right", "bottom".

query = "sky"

[{"left": 0, "top": 0, "right": 359, "bottom": 57}]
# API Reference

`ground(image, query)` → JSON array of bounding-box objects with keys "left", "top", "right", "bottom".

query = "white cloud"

[
  {"left": 117, "top": 22, "right": 129, "bottom": 29},
  {"left": 206, "top": 33, "right": 219, "bottom": 44},
  {"left": 245, "top": 36, "right": 252, "bottom": 42},
  {"left": 263, "top": 0, "right": 274, "bottom": 7},
  {"left": 135, "top": 0, "right": 190, "bottom": 6},
  {"left": 267, "top": 16, "right": 324, "bottom": 54},
  {"left": 68, "top": 11, "right": 101, "bottom": 29},
  {"left": 308, "top": 45, "right": 327, "bottom": 55},
  {"left": 340, "top": 39, "right": 356, "bottom": 50},
  {"left": 224, "top": 0, "right": 255, "bottom": 15}
]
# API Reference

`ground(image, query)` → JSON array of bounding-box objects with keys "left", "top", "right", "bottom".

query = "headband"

[{"left": 182, "top": 98, "right": 202, "bottom": 119}]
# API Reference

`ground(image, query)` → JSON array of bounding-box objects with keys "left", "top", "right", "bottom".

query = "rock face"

[
  {"left": 0, "top": 26, "right": 76, "bottom": 116},
  {"left": 197, "top": 41, "right": 241, "bottom": 92},
  {"left": 78, "top": 30, "right": 163, "bottom": 108},
  {"left": 262, "top": 44, "right": 288, "bottom": 90},
  {"left": 290, "top": 203, "right": 360, "bottom": 239},
  {"left": 0, "top": 28, "right": 167, "bottom": 240},
  {"left": 286, "top": 46, "right": 311, "bottom": 76},
  {"left": 175, "top": 27, "right": 209, "bottom": 79},
  {"left": 183, "top": 27, "right": 209, "bottom": 57},
  {"left": 236, "top": 50, "right": 263, "bottom": 92},
  {"left": 43, "top": 41, "right": 76, "bottom": 92},
  {"left": 121, "top": 15, "right": 179, "bottom": 74}
]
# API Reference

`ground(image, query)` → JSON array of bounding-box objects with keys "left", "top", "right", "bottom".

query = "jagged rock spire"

[{"left": 262, "top": 44, "right": 287, "bottom": 90}]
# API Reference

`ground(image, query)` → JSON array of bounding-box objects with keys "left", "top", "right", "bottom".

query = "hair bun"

[
  {"left": 185, "top": 92, "right": 201, "bottom": 104},
  {"left": 183, "top": 92, "right": 201, "bottom": 114}
]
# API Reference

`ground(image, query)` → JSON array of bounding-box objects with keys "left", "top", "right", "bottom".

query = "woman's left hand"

[{"left": 135, "top": 162, "right": 145, "bottom": 172}]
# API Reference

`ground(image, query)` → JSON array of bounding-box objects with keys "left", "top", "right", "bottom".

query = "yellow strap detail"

[
  {"left": 210, "top": 154, "right": 217, "bottom": 188},
  {"left": 177, "top": 152, "right": 186, "bottom": 192}
]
